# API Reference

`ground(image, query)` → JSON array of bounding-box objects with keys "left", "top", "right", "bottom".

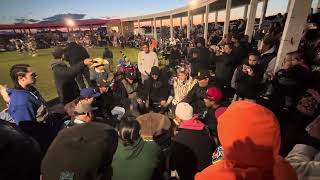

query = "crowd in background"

[{"left": 0, "top": 9, "right": 320, "bottom": 180}]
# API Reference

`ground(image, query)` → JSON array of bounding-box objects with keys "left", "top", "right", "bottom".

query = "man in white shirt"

[{"left": 138, "top": 42, "right": 159, "bottom": 83}]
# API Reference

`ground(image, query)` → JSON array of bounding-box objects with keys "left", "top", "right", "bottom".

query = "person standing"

[
  {"left": 64, "top": 36, "right": 92, "bottom": 88},
  {"left": 50, "top": 46, "right": 93, "bottom": 104},
  {"left": 102, "top": 47, "right": 114, "bottom": 71},
  {"left": 138, "top": 42, "right": 159, "bottom": 83}
]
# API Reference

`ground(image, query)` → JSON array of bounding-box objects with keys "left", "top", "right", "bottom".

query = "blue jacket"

[{"left": 7, "top": 88, "right": 42, "bottom": 124}]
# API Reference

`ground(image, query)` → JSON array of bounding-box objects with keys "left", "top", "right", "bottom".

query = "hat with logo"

[{"left": 80, "top": 88, "right": 100, "bottom": 98}]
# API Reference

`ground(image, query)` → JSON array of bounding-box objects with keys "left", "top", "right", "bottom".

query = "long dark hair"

[
  {"left": 9, "top": 64, "right": 31, "bottom": 89},
  {"left": 118, "top": 118, "right": 141, "bottom": 146}
]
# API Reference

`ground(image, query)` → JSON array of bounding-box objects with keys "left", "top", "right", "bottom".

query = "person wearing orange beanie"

[{"left": 195, "top": 101, "right": 298, "bottom": 180}]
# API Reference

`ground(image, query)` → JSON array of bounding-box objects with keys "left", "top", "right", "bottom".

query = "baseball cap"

[
  {"left": 150, "top": 66, "right": 160, "bottom": 76},
  {"left": 80, "top": 88, "right": 100, "bottom": 98},
  {"left": 41, "top": 122, "right": 118, "bottom": 180},
  {"left": 90, "top": 58, "right": 109, "bottom": 69},
  {"left": 96, "top": 78, "right": 111, "bottom": 87},
  {"left": 125, "top": 72, "right": 135, "bottom": 80},
  {"left": 175, "top": 102, "right": 193, "bottom": 121},
  {"left": 205, "top": 87, "right": 223, "bottom": 102},
  {"left": 194, "top": 69, "right": 210, "bottom": 80},
  {"left": 74, "top": 101, "right": 97, "bottom": 114}
]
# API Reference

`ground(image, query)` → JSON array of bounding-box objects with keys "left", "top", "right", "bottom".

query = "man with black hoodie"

[
  {"left": 138, "top": 66, "right": 170, "bottom": 113},
  {"left": 51, "top": 46, "right": 93, "bottom": 104},
  {"left": 64, "top": 36, "right": 92, "bottom": 88}
]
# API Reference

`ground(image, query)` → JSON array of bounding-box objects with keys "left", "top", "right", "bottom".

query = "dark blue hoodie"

[{"left": 7, "top": 88, "right": 42, "bottom": 124}]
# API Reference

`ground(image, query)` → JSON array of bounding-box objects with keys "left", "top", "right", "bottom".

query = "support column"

[
  {"left": 153, "top": 17, "right": 157, "bottom": 40},
  {"left": 190, "top": 15, "right": 193, "bottom": 27},
  {"left": 245, "top": 0, "right": 258, "bottom": 42},
  {"left": 120, "top": 21, "right": 124, "bottom": 34},
  {"left": 170, "top": 15, "right": 174, "bottom": 39},
  {"left": 274, "top": 0, "right": 312, "bottom": 72},
  {"left": 180, "top": 17, "right": 182, "bottom": 29},
  {"left": 243, "top": 4, "right": 248, "bottom": 20},
  {"left": 286, "top": 0, "right": 292, "bottom": 13},
  {"left": 151, "top": 19, "right": 153, "bottom": 35},
  {"left": 259, "top": 0, "right": 268, "bottom": 29},
  {"left": 187, "top": 10, "right": 191, "bottom": 39},
  {"left": 137, "top": 20, "right": 141, "bottom": 34},
  {"left": 215, "top": 11, "right": 218, "bottom": 25},
  {"left": 201, "top": 13, "right": 204, "bottom": 26},
  {"left": 204, "top": 4, "right": 209, "bottom": 46},
  {"left": 223, "top": 0, "right": 232, "bottom": 36}
]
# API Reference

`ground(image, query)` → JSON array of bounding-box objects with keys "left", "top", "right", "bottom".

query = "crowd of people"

[{"left": 0, "top": 9, "right": 320, "bottom": 180}]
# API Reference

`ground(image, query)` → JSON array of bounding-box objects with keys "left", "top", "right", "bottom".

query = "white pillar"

[
  {"left": 245, "top": 0, "right": 258, "bottom": 42},
  {"left": 151, "top": 19, "right": 153, "bottom": 35},
  {"left": 187, "top": 10, "right": 191, "bottom": 39},
  {"left": 153, "top": 17, "right": 157, "bottom": 40},
  {"left": 170, "top": 15, "right": 174, "bottom": 39},
  {"left": 204, "top": 4, "right": 209, "bottom": 45},
  {"left": 223, "top": 0, "right": 232, "bottom": 36},
  {"left": 120, "top": 21, "right": 124, "bottom": 34},
  {"left": 215, "top": 11, "right": 218, "bottom": 25},
  {"left": 274, "top": 0, "right": 312, "bottom": 72},
  {"left": 243, "top": 5, "right": 248, "bottom": 20},
  {"left": 180, "top": 17, "right": 183, "bottom": 28},
  {"left": 138, "top": 20, "right": 140, "bottom": 34},
  {"left": 287, "top": 0, "right": 292, "bottom": 13},
  {"left": 201, "top": 13, "right": 204, "bottom": 26},
  {"left": 259, "top": 0, "right": 268, "bottom": 29},
  {"left": 190, "top": 15, "right": 193, "bottom": 28}
]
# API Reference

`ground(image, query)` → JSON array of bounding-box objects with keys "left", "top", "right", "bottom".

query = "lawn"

[{"left": 0, "top": 46, "right": 140, "bottom": 109}]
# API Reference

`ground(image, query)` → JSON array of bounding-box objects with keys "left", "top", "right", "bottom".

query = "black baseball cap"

[{"left": 194, "top": 69, "right": 210, "bottom": 80}]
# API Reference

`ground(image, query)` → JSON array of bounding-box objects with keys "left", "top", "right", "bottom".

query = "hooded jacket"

[
  {"left": 112, "top": 138, "right": 162, "bottom": 180},
  {"left": 195, "top": 101, "right": 298, "bottom": 180},
  {"left": 235, "top": 64, "right": 263, "bottom": 99},
  {"left": 7, "top": 87, "right": 44, "bottom": 124},
  {"left": 51, "top": 59, "right": 84, "bottom": 104},
  {"left": 169, "top": 117, "right": 216, "bottom": 180}
]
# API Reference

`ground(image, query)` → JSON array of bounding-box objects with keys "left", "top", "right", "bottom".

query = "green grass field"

[{"left": 0, "top": 47, "right": 139, "bottom": 109}]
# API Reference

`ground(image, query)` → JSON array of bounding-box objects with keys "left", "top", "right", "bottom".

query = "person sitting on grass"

[
  {"left": 138, "top": 66, "right": 170, "bottom": 113},
  {"left": 94, "top": 78, "right": 125, "bottom": 121},
  {"left": 112, "top": 118, "right": 163, "bottom": 180},
  {"left": 63, "top": 101, "right": 95, "bottom": 128},
  {"left": 169, "top": 102, "right": 216, "bottom": 180},
  {"left": 64, "top": 87, "right": 100, "bottom": 120}
]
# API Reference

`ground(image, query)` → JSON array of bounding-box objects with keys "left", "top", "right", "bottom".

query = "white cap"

[{"left": 175, "top": 102, "right": 193, "bottom": 121}]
